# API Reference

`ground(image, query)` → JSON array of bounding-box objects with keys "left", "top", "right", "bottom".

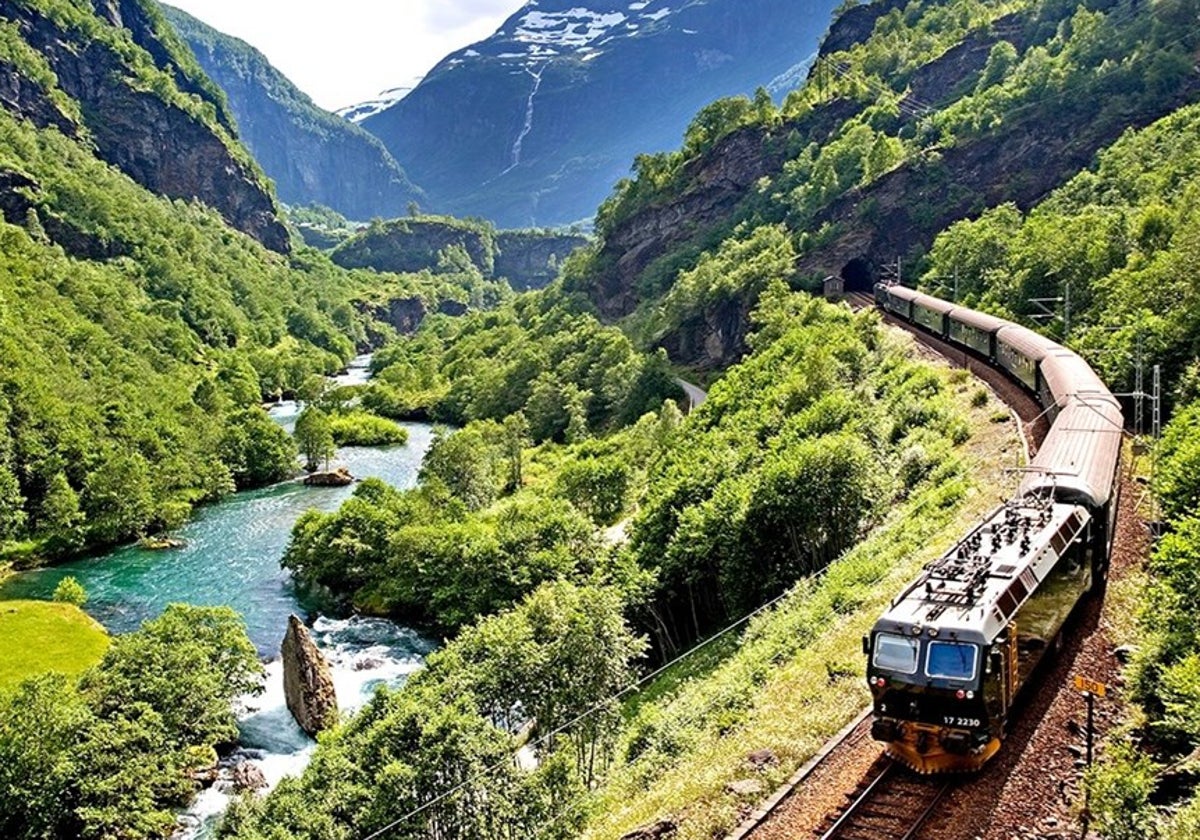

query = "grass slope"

[{"left": 0, "top": 600, "right": 109, "bottom": 691}]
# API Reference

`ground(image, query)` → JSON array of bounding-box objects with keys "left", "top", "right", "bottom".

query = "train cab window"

[
  {"left": 925, "top": 641, "right": 979, "bottom": 681},
  {"left": 873, "top": 633, "right": 919, "bottom": 674}
]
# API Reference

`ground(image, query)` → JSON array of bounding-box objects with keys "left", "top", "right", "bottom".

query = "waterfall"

[{"left": 502, "top": 63, "right": 547, "bottom": 176}]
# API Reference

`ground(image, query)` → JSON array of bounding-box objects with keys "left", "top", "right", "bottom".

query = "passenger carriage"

[{"left": 866, "top": 281, "right": 1123, "bottom": 772}]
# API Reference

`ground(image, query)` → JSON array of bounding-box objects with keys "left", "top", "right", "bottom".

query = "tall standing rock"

[{"left": 281, "top": 615, "right": 338, "bottom": 737}]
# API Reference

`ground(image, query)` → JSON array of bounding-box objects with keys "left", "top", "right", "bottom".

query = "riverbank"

[{"left": 0, "top": 600, "right": 109, "bottom": 691}]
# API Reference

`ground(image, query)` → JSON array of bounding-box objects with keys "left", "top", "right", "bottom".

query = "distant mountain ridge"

[
  {"left": 163, "top": 4, "right": 424, "bottom": 221},
  {"left": 358, "top": 0, "right": 841, "bottom": 227}
]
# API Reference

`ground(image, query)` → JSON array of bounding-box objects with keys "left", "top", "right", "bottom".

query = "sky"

[{"left": 165, "top": 1, "right": 526, "bottom": 112}]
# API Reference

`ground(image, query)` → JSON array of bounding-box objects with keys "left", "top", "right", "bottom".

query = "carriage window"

[
  {"left": 926, "top": 641, "right": 979, "bottom": 680},
  {"left": 873, "top": 633, "right": 919, "bottom": 674}
]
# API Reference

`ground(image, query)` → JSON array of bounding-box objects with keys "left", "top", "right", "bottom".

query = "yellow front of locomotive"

[{"left": 865, "top": 628, "right": 1005, "bottom": 773}]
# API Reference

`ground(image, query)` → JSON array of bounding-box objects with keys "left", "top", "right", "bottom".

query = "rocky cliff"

[
  {"left": 357, "top": 0, "right": 841, "bottom": 227},
  {"left": 579, "top": 0, "right": 1200, "bottom": 368},
  {"left": 163, "top": 5, "right": 424, "bottom": 222},
  {"left": 332, "top": 216, "right": 588, "bottom": 291},
  {"left": 281, "top": 615, "right": 338, "bottom": 737},
  {"left": 1, "top": 0, "right": 288, "bottom": 252},
  {"left": 494, "top": 231, "right": 589, "bottom": 291}
]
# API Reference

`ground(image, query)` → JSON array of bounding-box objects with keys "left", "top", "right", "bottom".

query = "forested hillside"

[
  {"left": 2, "top": 0, "right": 289, "bottom": 250},
  {"left": 0, "top": 0, "right": 477, "bottom": 566},
  {"left": 221, "top": 285, "right": 1004, "bottom": 840},
  {"left": 568, "top": 0, "right": 1200, "bottom": 368}
]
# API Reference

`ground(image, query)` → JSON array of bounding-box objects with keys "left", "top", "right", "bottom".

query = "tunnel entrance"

[{"left": 840, "top": 258, "right": 875, "bottom": 293}]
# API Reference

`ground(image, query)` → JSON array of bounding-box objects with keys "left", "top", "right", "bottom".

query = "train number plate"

[{"left": 943, "top": 716, "right": 981, "bottom": 728}]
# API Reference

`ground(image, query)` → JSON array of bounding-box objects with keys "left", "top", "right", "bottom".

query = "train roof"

[
  {"left": 912, "top": 293, "right": 956, "bottom": 315},
  {"left": 872, "top": 499, "right": 1091, "bottom": 645},
  {"left": 884, "top": 285, "right": 921, "bottom": 302},
  {"left": 1020, "top": 398, "right": 1124, "bottom": 509},
  {"left": 996, "top": 324, "right": 1059, "bottom": 361},
  {"left": 1040, "top": 350, "right": 1114, "bottom": 407},
  {"left": 947, "top": 307, "right": 1008, "bottom": 333}
]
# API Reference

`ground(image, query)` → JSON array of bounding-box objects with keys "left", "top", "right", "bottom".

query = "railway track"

[
  {"left": 844, "top": 291, "right": 875, "bottom": 310},
  {"left": 816, "top": 760, "right": 952, "bottom": 840}
]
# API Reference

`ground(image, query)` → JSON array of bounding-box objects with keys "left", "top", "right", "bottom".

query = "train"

[{"left": 862, "top": 282, "right": 1123, "bottom": 773}]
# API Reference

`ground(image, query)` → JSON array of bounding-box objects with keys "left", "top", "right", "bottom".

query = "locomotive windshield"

[
  {"left": 872, "top": 633, "right": 919, "bottom": 674},
  {"left": 925, "top": 640, "right": 979, "bottom": 680}
]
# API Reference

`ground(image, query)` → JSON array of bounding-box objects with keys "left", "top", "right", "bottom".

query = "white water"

[
  {"left": 502, "top": 63, "right": 547, "bottom": 175},
  {"left": 177, "top": 616, "right": 433, "bottom": 838}
]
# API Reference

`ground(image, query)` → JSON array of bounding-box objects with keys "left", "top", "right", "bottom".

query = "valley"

[{"left": 3, "top": 0, "right": 1200, "bottom": 838}]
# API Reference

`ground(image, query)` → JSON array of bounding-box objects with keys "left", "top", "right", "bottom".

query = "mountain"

[
  {"left": 0, "top": 0, "right": 476, "bottom": 566},
  {"left": 357, "top": 0, "right": 839, "bottom": 228},
  {"left": 568, "top": 0, "right": 1200, "bottom": 369},
  {"left": 1, "top": 0, "right": 288, "bottom": 250},
  {"left": 162, "top": 5, "right": 424, "bottom": 221}
]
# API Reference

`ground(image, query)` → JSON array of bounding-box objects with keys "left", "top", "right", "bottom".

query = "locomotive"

[{"left": 863, "top": 283, "right": 1123, "bottom": 773}]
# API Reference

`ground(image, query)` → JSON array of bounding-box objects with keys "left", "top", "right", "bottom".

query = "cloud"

[
  {"left": 424, "top": 0, "right": 524, "bottom": 31},
  {"left": 164, "top": 1, "right": 523, "bottom": 111}
]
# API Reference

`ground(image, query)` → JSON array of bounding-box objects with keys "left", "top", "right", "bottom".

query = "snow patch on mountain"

[
  {"left": 516, "top": 8, "right": 628, "bottom": 48},
  {"left": 337, "top": 85, "right": 415, "bottom": 123}
]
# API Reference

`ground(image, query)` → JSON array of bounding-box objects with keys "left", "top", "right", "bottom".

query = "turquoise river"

[{"left": 0, "top": 355, "right": 438, "bottom": 836}]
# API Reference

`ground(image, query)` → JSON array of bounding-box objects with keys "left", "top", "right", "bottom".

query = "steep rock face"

[
  {"left": 494, "top": 231, "right": 589, "bottom": 291},
  {"left": 163, "top": 6, "right": 424, "bottom": 221},
  {"left": 589, "top": 98, "right": 861, "bottom": 319},
  {"left": 818, "top": 0, "right": 908, "bottom": 55},
  {"left": 2, "top": 0, "right": 288, "bottom": 252},
  {"left": 358, "top": 0, "right": 841, "bottom": 227},
  {"left": 332, "top": 217, "right": 587, "bottom": 290},
  {"left": 0, "top": 60, "right": 78, "bottom": 136},
  {"left": 658, "top": 295, "right": 753, "bottom": 371},
  {"left": 797, "top": 75, "right": 1200, "bottom": 284},
  {"left": 281, "top": 614, "right": 338, "bottom": 737}
]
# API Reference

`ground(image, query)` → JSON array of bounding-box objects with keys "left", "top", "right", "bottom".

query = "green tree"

[
  {"left": 557, "top": 458, "right": 630, "bottom": 525},
  {"left": 0, "top": 464, "right": 25, "bottom": 541},
  {"left": 38, "top": 471, "right": 83, "bottom": 551},
  {"left": 0, "top": 675, "right": 90, "bottom": 838},
  {"left": 293, "top": 406, "right": 335, "bottom": 472},
  {"left": 82, "top": 604, "right": 263, "bottom": 751},
  {"left": 502, "top": 411, "right": 530, "bottom": 492},
  {"left": 419, "top": 426, "right": 501, "bottom": 510},
  {"left": 220, "top": 409, "right": 297, "bottom": 489},
  {"left": 563, "top": 384, "right": 590, "bottom": 444},
  {"left": 1154, "top": 402, "right": 1200, "bottom": 521},
  {"left": 978, "top": 40, "right": 1018, "bottom": 89},
  {"left": 53, "top": 576, "right": 88, "bottom": 607}
]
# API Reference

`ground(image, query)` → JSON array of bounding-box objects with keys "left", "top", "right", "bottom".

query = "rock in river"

[
  {"left": 303, "top": 466, "right": 354, "bottom": 486},
  {"left": 281, "top": 614, "right": 338, "bottom": 736}
]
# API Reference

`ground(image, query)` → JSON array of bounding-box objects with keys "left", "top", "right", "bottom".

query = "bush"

[
  {"left": 52, "top": 576, "right": 87, "bottom": 607},
  {"left": 328, "top": 411, "right": 408, "bottom": 447},
  {"left": 1085, "top": 741, "right": 1160, "bottom": 840}
]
